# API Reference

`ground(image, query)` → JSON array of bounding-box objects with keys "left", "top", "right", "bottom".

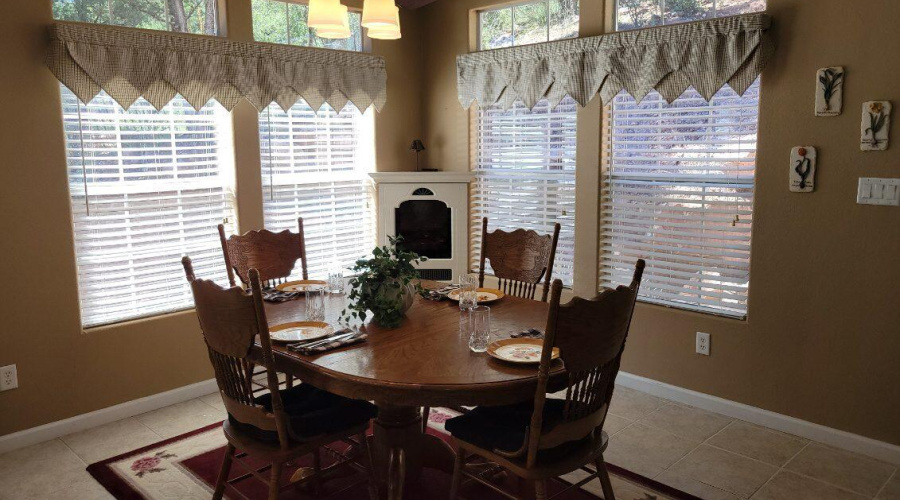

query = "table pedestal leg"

[{"left": 371, "top": 404, "right": 456, "bottom": 499}]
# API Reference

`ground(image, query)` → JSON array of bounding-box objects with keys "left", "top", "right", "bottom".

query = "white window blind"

[
  {"left": 600, "top": 80, "right": 759, "bottom": 318},
  {"left": 471, "top": 98, "right": 577, "bottom": 286},
  {"left": 61, "top": 86, "right": 236, "bottom": 328},
  {"left": 260, "top": 102, "right": 375, "bottom": 279}
]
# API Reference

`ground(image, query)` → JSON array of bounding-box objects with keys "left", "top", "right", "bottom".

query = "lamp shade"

[
  {"left": 308, "top": 0, "right": 345, "bottom": 30},
  {"left": 409, "top": 139, "right": 425, "bottom": 152},
  {"left": 315, "top": 4, "right": 352, "bottom": 39},
  {"left": 362, "top": 0, "right": 399, "bottom": 29},
  {"left": 366, "top": 6, "right": 401, "bottom": 39}
]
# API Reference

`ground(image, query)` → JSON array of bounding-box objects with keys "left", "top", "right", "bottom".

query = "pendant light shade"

[
  {"left": 362, "top": 0, "right": 399, "bottom": 29},
  {"left": 315, "top": 3, "right": 352, "bottom": 39},
  {"left": 366, "top": 6, "right": 401, "bottom": 39},
  {"left": 308, "top": 0, "right": 345, "bottom": 31}
]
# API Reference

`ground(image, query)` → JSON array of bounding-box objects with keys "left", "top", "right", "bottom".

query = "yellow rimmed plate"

[
  {"left": 487, "top": 338, "right": 559, "bottom": 364},
  {"left": 269, "top": 322, "right": 334, "bottom": 343},
  {"left": 275, "top": 280, "right": 328, "bottom": 292},
  {"left": 446, "top": 287, "right": 505, "bottom": 304}
]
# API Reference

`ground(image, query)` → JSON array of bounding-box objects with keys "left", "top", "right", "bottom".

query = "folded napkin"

[
  {"left": 287, "top": 330, "right": 367, "bottom": 355},
  {"left": 261, "top": 287, "right": 303, "bottom": 303},
  {"left": 510, "top": 328, "right": 544, "bottom": 339}
]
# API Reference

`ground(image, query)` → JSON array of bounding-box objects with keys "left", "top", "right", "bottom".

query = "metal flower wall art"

[
  {"left": 860, "top": 101, "right": 891, "bottom": 151},
  {"left": 815, "top": 66, "right": 843, "bottom": 116},
  {"left": 789, "top": 146, "right": 817, "bottom": 193}
]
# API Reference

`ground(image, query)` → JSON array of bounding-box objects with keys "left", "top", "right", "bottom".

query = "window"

[
  {"left": 472, "top": 0, "right": 579, "bottom": 286},
  {"left": 253, "top": 2, "right": 374, "bottom": 279},
  {"left": 614, "top": 0, "right": 765, "bottom": 31},
  {"left": 61, "top": 87, "right": 236, "bottom": 327},
  {"left": 479, "top": 0, "right": 579, "bottom": 49},
  {"left": 259, "top": 103, "right": 375, "bottom": 279},
  {"left": 600, "top": 2, "right": 763, "bottom": 318},
  {"left": 52, "top": 0, "right": 219, "bottom": 35},
  {"left": 252, "top": 0, "right": 363, "bottom": 51}
]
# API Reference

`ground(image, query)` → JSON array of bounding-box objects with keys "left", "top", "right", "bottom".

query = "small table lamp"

[{"left": 409, "top": 139, "right": 426, "bottom": 172}]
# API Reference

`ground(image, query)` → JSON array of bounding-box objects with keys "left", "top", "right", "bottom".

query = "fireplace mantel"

[{"left": 369, "top": 172, "right": 475, "bottom": 184}]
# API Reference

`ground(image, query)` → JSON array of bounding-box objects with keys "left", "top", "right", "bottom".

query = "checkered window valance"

[
  {"left": 46, "top": 22, "right": 387, "bottom": 113},
  {"left": 457, "top": 13, "right": 774, "bottom": 109}
]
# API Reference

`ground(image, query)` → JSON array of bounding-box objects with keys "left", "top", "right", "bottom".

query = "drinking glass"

[
  {"left": 458, "top": 273, "right": 478, "bottom": 310},
  {"left": 305, "top": 288, "right": 326, "bottom": 322},
  {"left": 328, "top": 263, "right": 345, "bottom": 294},
  {"left": 468, "top": 306, "right": 491, "bottom": 353}
]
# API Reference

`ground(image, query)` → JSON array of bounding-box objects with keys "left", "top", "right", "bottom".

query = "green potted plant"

[{"left": 341, "top": 236, "right": 426, "bottom": 329}]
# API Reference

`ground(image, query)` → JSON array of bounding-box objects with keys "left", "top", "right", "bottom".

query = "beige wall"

[
  {"left": 0, "top": 0, "right": 423, "bottom": 436},
  {"left": 419, "top": 0, "right": 900, "bottom": 445}
]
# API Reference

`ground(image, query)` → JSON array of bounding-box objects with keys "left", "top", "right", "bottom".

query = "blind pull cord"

[
  {"left": 267, "top": 107, "right": 275, "bottom": 201},
  {"left": 76, "top": 99, "right": 90, "bottom": 216}
]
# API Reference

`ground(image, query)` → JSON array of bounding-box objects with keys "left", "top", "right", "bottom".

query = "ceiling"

[{"left": 395, "top": 0, "right": 440, "bottom": 9}]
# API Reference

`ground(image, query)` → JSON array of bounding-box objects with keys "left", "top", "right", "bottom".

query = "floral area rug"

[{"left": 87, "top": 407, "right": 699, "bottom": 500}]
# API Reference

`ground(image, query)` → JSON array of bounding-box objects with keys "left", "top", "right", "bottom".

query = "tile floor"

[{"left": 0, "top": 385, "right": 896, "bottom": 500}]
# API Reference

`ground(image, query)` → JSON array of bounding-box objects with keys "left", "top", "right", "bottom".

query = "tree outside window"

[{"left": 52, "top": 0, "right": 218, "bottom": 35}]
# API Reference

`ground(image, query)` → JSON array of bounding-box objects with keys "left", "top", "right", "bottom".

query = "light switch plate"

[{"left": 857, "top": 178, "right": 900, "bottom": 206}]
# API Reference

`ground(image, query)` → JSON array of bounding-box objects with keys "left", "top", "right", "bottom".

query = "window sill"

[{"left": 81, "top": 308, "right": 196, "bottom": 334}]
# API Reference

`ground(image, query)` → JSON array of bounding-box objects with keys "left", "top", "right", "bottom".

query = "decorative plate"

[
  {"left": 269, "top": 322, "right": 334, "bottom": 343},
  {"left": 275, "top": 280, "right": 328, "bottom": 292},
  {"left": 487, "top": 338, "right": 559, "bottom": 364},
  {"left": 446, "top": 287, "right": 505, "bottom": 304}
]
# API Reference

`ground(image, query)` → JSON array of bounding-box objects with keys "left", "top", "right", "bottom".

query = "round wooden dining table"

[{"left": 255, "top": 281, "right": 564, "bottom": 500}]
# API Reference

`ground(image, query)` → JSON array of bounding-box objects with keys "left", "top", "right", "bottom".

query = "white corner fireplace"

[{"left": 369, "top": 172, "right": 475, "bottom": 281}]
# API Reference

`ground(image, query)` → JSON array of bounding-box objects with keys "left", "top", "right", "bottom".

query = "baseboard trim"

[
  {"left": 3, "top": 374, "right": 898, "bottom": 466},
  {"left": 616, "top": 372, "right": 900, "bottom": 466},
  {"left": 0, "top": 379, "right": 217, "bottom": 455}
]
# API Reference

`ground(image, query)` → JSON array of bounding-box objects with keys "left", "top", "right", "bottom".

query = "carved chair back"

[
  {"left": 218, "top": 218, "right": 308, "bottom": 288},
  {"left": 478, "top": 217, "right": 561, "bottom": 302},
  {"left": 182, "top": 256, "right": 292, "bottom": 450},
  {"left": 522, "top": 259, "right": 645, "bottom": 467}
]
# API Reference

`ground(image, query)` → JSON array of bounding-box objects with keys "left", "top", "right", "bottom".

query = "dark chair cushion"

[
  {"left": 445, "top": 398, "right": 574, "bottom": 454},
  {"left": 229, "top": 384, "right": 376, "bottom": 443}
]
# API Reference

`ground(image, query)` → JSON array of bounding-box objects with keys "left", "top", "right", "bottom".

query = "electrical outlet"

[
  {"left": 0, "top": 365, "right": 17, "bottom": 391},
  {"left": 696, "top": 332, "right": 710, "bottom": 356}
]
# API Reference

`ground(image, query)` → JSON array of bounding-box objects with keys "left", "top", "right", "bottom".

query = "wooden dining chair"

[
  {"left": 446, "top": 259, "right": 645, "bottom": 500},
  {"left": 182, "top": 257, "right": 379, "bottom": 500},
  {"left": 479, "top": 217, "right": 561, "bottom": 302},
  {"left": 218, "top": 217, "right": 308, "bottom": 288},
  {"left": 218, "top": 218, "right": 309, "bottom": 390}
]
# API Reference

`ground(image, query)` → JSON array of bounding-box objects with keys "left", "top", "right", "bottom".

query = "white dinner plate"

[{"left": 269, "top": 322, "right": 334, "bottom": 343}]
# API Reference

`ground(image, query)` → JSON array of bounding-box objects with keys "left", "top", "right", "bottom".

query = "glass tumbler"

[
  {"left": 458, "top": 273, "right": 478, "bottom": 310},
  {"left": 468, "top": 306, "right": 491, "bottom": 353},
  {"left": 328, "top": 264, "right": 345, "bottom": 294},
  {"left": 305, "top": 288, "right": 326, "bottom": 322}
]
